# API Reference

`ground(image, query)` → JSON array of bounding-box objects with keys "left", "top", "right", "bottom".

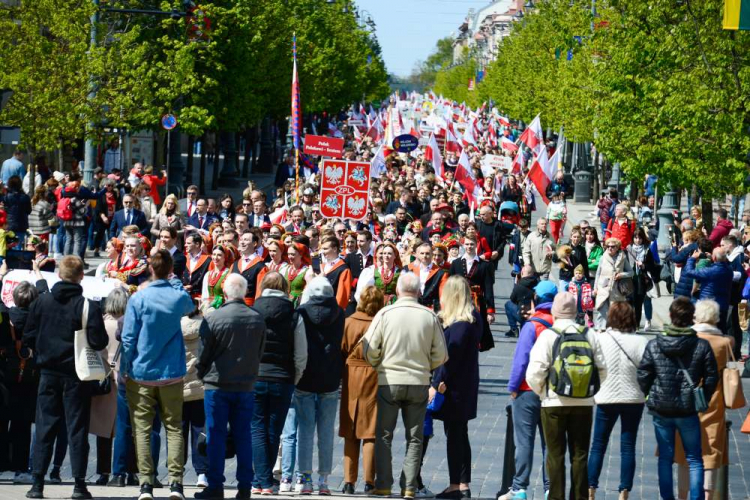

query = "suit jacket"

[
  {"left": 406, "top": 262, "right": 448, "bottom": 310},
  {"left": 248, "top": 213, "right": 271, "bottom": 228},
  {"left": 180, "top": 198, "right": 200, "bottom": 219},
  {"left": 110, "top": 208, "right": 147, "bottom": 237},
  {"left": 187, "top": 212, "right": 219, "bottom": 231},
  {"left": 275, "top": 162, "right": 296, "bottom": 188},
  {"left": 171, "top": 250, "right": 187, "bottom": 278}
]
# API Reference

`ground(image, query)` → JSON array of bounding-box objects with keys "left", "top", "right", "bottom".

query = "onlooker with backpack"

[
  {"left": 499, "top": 281, "right": 557, "bottom": 500},
  {"left": 59, "top": 174, "right": 100, "bottom": 262},
  {"left": 587, "top": 302, "right": 649, "bottom": 500},
  {"left": 526, "top": 292, "right": 606, "bottom": 500},
  {"left": 637, "top": 297, "right": 718, "bottom": 500}
]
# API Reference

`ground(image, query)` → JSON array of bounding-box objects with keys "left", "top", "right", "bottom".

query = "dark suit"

[
  {"left": 171, "top": 249, "right": 187, "bottom": 278},
  {"left": 109, "top": 208, "right": 147, "bottom": 237},
  {"left": 187, "top": 212, "right": 219, "bottom": 231},
  {"left": 248, "top": 213, "right": 271, "bottom": 228},
  {"left": 275, "top": 162, "right": 296, "bottom": 188}
]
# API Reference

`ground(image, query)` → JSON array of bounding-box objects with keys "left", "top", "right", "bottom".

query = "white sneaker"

[
  {"left": 13, "top": 472, "right": 34, "bottom": 484},
  {"left": 644, "top": 320, "right": 652, "bottom": 331},
  {"left": 294, "top": 477, "right": 305, "bottom": 493},
  {"left": 280, "top": 479, "right": 293, "bottom": 493},
  {"left": 196, "top": 474, "right": 208, "bottom": 488},
  {"left": 415, "top": 487, "right": 434, "bottom": 498}
]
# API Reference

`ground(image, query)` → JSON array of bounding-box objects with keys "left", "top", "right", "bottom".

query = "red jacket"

[
  {"left": 708, "top": 219, "right": 733, "bottom": 247},
  {"left": 143, "top": 174, "right": 167, "bottom": 206},
  {"left": 606, "top": 217, "right": 636, "bottom": 249}
]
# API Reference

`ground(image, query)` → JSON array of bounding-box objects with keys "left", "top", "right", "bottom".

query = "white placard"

[{"left": 1, "top": 270, "right": 119, "bottom": 307}]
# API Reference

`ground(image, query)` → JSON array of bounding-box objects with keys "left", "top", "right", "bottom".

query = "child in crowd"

[
  {"left": 567, "top": 264, "right": 594, "bottom": 326},
  {"left": 546, "top": 192, "right": 567, "bottom": 243}
]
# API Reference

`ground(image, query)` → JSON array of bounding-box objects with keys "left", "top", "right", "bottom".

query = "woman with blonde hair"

[
  {"left": 339, "top": 286, "right": 385, "bottom": 495},
  {"left": 593, "top": 237, "right": 633, "bottom": 328},
  {"left": 432, "top": 275, "right": 481, "bottom": 499},
  {"left": 150, "top": 193, "right": 185, "bottom": 241}
]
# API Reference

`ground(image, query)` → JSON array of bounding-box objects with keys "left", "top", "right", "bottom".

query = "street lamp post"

[{"left": 656, "top": 183, "right": 680, "bottom": 259}]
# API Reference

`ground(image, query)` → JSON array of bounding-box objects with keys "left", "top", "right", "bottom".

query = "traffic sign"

[{"left": 161, "top": 114, "right": 178, "bottom": 130}]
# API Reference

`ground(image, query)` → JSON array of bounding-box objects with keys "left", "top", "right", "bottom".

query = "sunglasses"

[{"left": 606, "top": 245, "right": 618, "bottom": 249}]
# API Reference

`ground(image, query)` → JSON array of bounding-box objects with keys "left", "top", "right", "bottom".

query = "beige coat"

[
  {"left": 340, "top": 312, "right": 378, "bottom": 440},
  {"left": 182, "top": 315, "right": 204, "bottom": 401},
  {"left": 675, "top": 326, "right": 731, "bottom": 469},
  {"left": 594, "top": 250, "right": 633, "bottom": 309},
  {"left": 522, "top": 230, "right": 554, "bottom": 275},
  {"left": 89, "top": 315, "right": 120, "bottom": 438}
]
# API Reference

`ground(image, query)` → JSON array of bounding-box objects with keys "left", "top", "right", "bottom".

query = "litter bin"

[{"left": 574, "top": 170, "right": 592, "bottom": 203}]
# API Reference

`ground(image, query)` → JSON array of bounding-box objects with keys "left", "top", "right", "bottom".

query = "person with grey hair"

[
  {"left": 362, "top": 270, "right": 447, "bottom": 498},
  {"left": 196, "top": 272, "right": 266, "bottom": 500},
  {"left": 682, "top": 246, "right": 733, "bottom": 334},
  {"left": 291, "top": 276, "right": 345, "bottom": 495}
]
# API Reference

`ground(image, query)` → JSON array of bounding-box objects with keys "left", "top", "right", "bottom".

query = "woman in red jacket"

[{"left": 605, "top": 204, "right": 637, "bottom": 249}]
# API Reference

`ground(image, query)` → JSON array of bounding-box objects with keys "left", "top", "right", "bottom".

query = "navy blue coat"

[
  {"left": 668, "top": 242, "right": 697, "bottom": 299},
  {"left": 187, "top": 212, "right": 219, "bottom": 231},
  {"left": 109, "top": 208, "right": 148, "bottom": 237},
  {"left": 682, "top": 257, "right": 733, "bottom": 310},
  {"left": 432, "top": 311, "right": 481, "bottom": 422},
  {"left": 3, "top": 189, "right": 31, "bottom": 233}
]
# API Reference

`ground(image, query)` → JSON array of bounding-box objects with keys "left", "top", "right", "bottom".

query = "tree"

[{"left": 409, "top": 36, "right": 455, "bottom": 91}]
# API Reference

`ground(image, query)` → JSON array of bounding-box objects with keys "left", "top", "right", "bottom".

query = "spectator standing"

[
  {"left": 584, "top": 228, "right": 603, "bottom": 283},
  {"left": 637, "top": 297, "right": 719, "bottom": 500},
  {"left": 504, "top": 265, "right": 539, "bottom": 338},
  {"left": 120, "top": 250, "right": 194, "bottom": 500},
  {"left": 3, "top": 176, "right": 31, "bottom": 245},
  {"left": 721, "top": 235, "right": 746, "bottom": 359},
  {"left": 362, "top": 273, "right": 447, "bottom": 499},
  {"left": 23, "top": 256, "right": 108, "bottom": 500},
  {"left": 587, "top": 303, "right": 649, "bottom": 500},
  {"left": 142, "top": 167, "right": 167, "bottom": 206},
  {"left": 605, "top": 204, "right": 637, "bottom": 250},
  {"left": 252, "top": 272, "right": 308, "bottom": 495},
  {"left": 339, "top": 286, "right": 385, "bottom": 495},
  {"left": 27, "top": 185, "right": 53, "bottom": 241},
  {"left": 526, "top": 292, "right": 606, "bottom": 500},
  {"left": 151, "top": 194, "right": 185, "bottom": 243},
  {"left": 593, "top": 238, "right": 633, "bottom": 328},
  {"left": 682, "top": 247, "right": 733, "bottom": 334},
  {"left": 626, "top": 228, "right": 659, "bottom": 329},
  {"left": 597, "top": 189, "right": 618, "bottom": 235},
  {"left": 522, "top": 218, "right": 555, "bottom": 280},
  {"left": 1, "top": 150, "right": 25, "bottom": 184},
  {"left": 432, "top": 276, "right": 481, "bottom": 499},
  {"left": 708, "top": 209, "right": 733, "bottom": 247}
]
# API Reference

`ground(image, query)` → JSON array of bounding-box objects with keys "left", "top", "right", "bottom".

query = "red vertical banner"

[{"left": 319, "top": 160, "right": 371, "bottom": 221}]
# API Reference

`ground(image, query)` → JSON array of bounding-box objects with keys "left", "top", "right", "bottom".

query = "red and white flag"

[
  {"left": 527, "top": 147, "right": 555, "bottom": 204},
  {"left": 498, "top": 115, "right": 511, "bottom": 128},
  {"left": 424, "top": 133, "right": 443, "bottom": 179},
  {"left": 455, "top": 149, "right": 481, "bottom": 206},
  {"left": 519, "top": 114, "right": 543, "bottom": 153},
  {"left": 462, "top": 123, "right": 477, "bottom": 148},
  {"left": 270, "top": 194, "right": 289, "bottom": 224},
  {"left": 512, "top": 149, "right": 525, "bottom": 174},
  {"left": 445, "top": 123, "right": 462, "bottom": 154},
  {"left": 365, "top": 115, "right": 382, "bottom": 142},
  {"left": 501, "top": 137, "right": 519, "bottom": 153},
  {"left": 370, "top": 144, "right": 386, "bottom": 179}
]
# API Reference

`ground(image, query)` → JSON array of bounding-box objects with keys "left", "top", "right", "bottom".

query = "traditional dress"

[
  {"left": 406, "top": 261, "right": 448, "bottom": 311},
  {"left": 284, "top": 264, "right": 309, "bottom": 307},
  {"left": 344, "top": 250, "right": 374, "bottom": 316},
  {"left": 449, "top": 255, "right": 495, "bottom": 351},
  {"left": 232, "top": 254, "right": 265, "bottom": 306},
  {"left": 355, "top": 265, "right": 401, "bottom": 305},
  {"left": 313, "top": 257, "right": 352, "bottom": 311},
  {"left": 111, "top": 255, "right": 149, "bottom": 294},
  {"left": 183, "top": 252, "right": 211, "bottom": 299},
  {"left": 202, "top": 267, "right": 231, "bottom": 309}
]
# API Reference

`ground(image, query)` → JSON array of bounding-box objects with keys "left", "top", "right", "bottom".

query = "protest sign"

[
  {"left": 393, "top": 134, "right": 419, "bottom": 153},
  {"left": 1, "top": 270, "right": 119, "bottom": 307},
  {"left": 320, "top": 160, "right": 371, "bottom": 221},
  {"left": 304, "top": 135, "right": 344, "bottom": 158}
]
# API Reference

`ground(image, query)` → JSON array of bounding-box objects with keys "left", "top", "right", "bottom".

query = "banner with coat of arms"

[{"left": 319, "top": 160, "right": 371, "bottom": 221}]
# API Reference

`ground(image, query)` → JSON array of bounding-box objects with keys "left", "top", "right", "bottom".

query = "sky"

[{"left": 356, "top": 0, "right": 493, "bottom": 77}]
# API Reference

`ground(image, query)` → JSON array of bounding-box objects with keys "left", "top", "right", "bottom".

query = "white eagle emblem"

[
  {"left": 347, "top": 196, "right": 366, "bottom": 217},
  {"left": 325, "top": 165, "right": 344, "bottom": 184},
  {"left": 324, "top": 194, "right": 341, "bottom": 213},
  {"left": 348, "top": 166, "right": 367, "bottom": 187}
]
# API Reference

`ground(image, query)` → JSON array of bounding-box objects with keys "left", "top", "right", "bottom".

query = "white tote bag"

[{"left": 73, "top": 299, "right": 106, "bottom": 382}]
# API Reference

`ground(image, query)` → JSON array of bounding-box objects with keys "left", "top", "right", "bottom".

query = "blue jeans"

[
  {"left": 204, "top": 389, "right": 254, "bottom": 490},
  {"left": 511, "top": 391, "right": 548, "bottom": 492},
  {"left": 251, "top": 381, "right": 295, "bottom": 488},
  {"left": 587, "top": 403, "right": 644, "bottom": 492},
  {"left": 63, "top": 226, "right": 86, "bottom": 258},
  {"left": 504, "top": 301, "right": 522, "bottom": 331},
  {"left": 55, "top": 224, "right": 66, "bottom": 256},
  {"left": 652, "top": 414, "right": 704, "bottom": 500},
  {"left": 294, "top": 389, "right": 338, "bottom": 478},
  {"left": 280, "top": 403, "right": 298, "bottom": 480},
  {"left": 113, "top": 381, "right": 161, "bottom": 476}
]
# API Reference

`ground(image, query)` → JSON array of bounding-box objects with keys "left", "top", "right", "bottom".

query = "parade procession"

[{"left": 0, "top": 0, "right": 750, "bottom": 499}]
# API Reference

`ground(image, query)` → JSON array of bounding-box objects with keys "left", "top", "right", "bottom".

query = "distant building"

[{"left": 452, "top": 0, "right": 526, "bottom": 69}]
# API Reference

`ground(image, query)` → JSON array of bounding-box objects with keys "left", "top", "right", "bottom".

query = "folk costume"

[
  {"left": 406, "top": 261, "right": 448, "bottom": 311},
  {"left": 232, "top": 252, "right": 266, "bottom": 307},
  {"left": 344, "top": 249, "right": 374, "bottom": 316},
  {"left": 284, "top": 243, "right": 312, "bottom": 307},
  {"left": 183, "top": 251, "right": 211, "bottom": 299}
]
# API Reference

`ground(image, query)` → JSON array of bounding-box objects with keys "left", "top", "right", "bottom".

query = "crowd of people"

[{"left": 0, "top": 94, "right": 747, "bottom": 500}]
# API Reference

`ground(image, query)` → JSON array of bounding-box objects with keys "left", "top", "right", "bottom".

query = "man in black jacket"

[
  {"left": 196, "top": 273, "right": 266, "bottom": 500},
  {"left": 476, "top": 203, "right": 513, "bottom": 274},
  {"left": 504, "top": 265, "right": 539, "bottom": 337},
  {"left": 637, "top": 297, "right": 718, "bottom": 500},
  {"left": 23, "top": 255, "right": 108, "bottom": 500}
]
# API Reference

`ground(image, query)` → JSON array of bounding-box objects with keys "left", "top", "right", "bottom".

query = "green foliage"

[
  {"left": 433, "top": 55, "right": 480, "bottom": 108},
  {"left": 409, "top": 36, "right": 455, "bottom": 91}
]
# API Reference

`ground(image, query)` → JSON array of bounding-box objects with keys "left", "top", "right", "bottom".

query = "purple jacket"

[{"left": 508, "top": 302, "right": 553, "bottom": 393}]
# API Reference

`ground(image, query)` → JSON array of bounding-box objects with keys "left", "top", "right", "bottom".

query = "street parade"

[{"left": 0, "top": 0, "right": 749, "bottom": 499}]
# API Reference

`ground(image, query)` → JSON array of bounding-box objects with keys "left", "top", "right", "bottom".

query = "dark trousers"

[
  {"left": 97, "top": 437, "right": 112, "bottom": 475},
  {"left": 0, "top": 419, "right": 32, "bottom": 472},
  {"left": 729, "top": 305, "right": 742, "bottom": 359},
  {"left": 541, "top": 406, "right": 593, "bottom": 500},
  {"left": 32, "top": 373, "right": 92, "bottom": 479},
  {"left": 415, "top": 435, "right": 430, "bottom": 490},
  {"left": 587, "top": 403, "right": 644, "bottom": 492},
  {"left": 92, "top": 221, "right": 109, "bottom": 252},
  {"left": 183, "top": 399, "right": 208, "bottom": 476},
  {"left": 444, "top": 420, "right": 471, "bottom": 485},
  {"left": 251, "top": 381, "right": 295, "bottom": 489}
]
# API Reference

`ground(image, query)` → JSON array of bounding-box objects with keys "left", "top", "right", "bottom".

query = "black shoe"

[
  {"left": 72, "top": 482, "right": 93, "bottom": 500},
  {"left": 48, "top": 468, "right": 61, "bottom": 485},
  {"left": 139, "top": 484, "right": 155, "bottom": 500},
  {"left": 127, "top": 473, "right": 139, "bottom": 486},
  {"left": 235, "top": 489, "right": 250, "bottom": 500},
  {"left": 154, "top": 477, "right": 164, "bottom": 488},
  {"left": 364, "top": 484, "right": 375, "bottom": 495},
  {"left": 170, "top": 482, "right": 186, "bottom": 500},
  {"left": 26, "top": 483, "right": 43, "bottom": 499},
  {"left": 93, "top": 251, "right": 100, "bottom": 258},
  {"left": 342, "top": 483, "right": 355, "bottom": 495},
  {"left": 195, "top": 487, "right": 225, "bottom": 499},
  {"left": 435, "top": 490, "right": 463, "bottom": 500},
  {"left": 504, "top": 328, "right": 518, "bottom": 338},
  {"left": 108, "top": 474, "right": 126, "bottom": 487},
  {"left": 460, "top": 490, "right": 471, "bottom": 499},
  {"left": 94, "top": 474, "right": 109, "bottom": 486}
]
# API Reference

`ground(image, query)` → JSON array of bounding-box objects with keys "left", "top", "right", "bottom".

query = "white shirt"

[
  {"left": 463, "top": 253, "right": 479, "bottom": 274},
  {"left": 323, "top": 256, "right": 341, "bottom": 274},
  {"left": 188, "top": 252, "right": 203, "bottom": 271},
  {"left": 168, "top": 246, "right": 178, "bottom": 256},
  {"left": 419, "top": 263, "right": 433, "bottom": 294}
]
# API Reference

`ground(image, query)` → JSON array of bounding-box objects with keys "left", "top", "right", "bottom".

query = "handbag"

[
  {"left": 73, "top": 299, "right": 107, "bottom": 382},
  {"left": 614, "top": 276, "right": 634, "bottom": 297},
  {"left": 675, "top": 355, "right": 709, "bottom": 413},
  {"left": 723, "top": 345, "right": 746, "bottom": 409}
]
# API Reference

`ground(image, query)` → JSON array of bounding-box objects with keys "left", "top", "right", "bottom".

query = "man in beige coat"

[
  {"left": 522, "top": 218, "right": 555, "bottom": 279},
  {"left": 363, "top": 273, "right": 448, "bottom": 499}
]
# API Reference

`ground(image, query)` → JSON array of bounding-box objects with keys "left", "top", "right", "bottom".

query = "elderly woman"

[
  {"left": 593, "top": 237, "right": 634, "bottom": 328},
  {"left": 605, "top": 204, "right": 637, "bottom": 249},
  {"left": 675, "top": 300, "right": 732, "bottom": 500},
  {"left": 150, "top": 194, "right": 185, "bottom": 242},
  {"left": 432, "top": 276, "right": 481, "bottom": 500},
  {"left": 587, "top": 303, "right": 649, "bottom": 500},
  {"left": 339, "top": 286, "right": 385, "bottom": 495}
]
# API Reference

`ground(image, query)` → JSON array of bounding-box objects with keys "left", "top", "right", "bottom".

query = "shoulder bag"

[
  {"left": 723, "top": 345, "right": 746, "bottom": 409},
  {"left": 73, "top": 299, "right": 107, "bottom": 382},
  {"left": 675, "top": 355, "right": 708, "bottom": 413},
  {"left": 607, "top": 331, "right": 638, "bottom": 368}
]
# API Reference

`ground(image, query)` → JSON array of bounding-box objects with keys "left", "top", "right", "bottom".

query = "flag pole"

[{"left": 295, "top": 148, "right": 300, "bottom": 205}]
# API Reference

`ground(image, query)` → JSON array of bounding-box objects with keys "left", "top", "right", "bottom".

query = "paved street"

[{"left": 2, "top": 200, "right": 750, "bottom": 500}]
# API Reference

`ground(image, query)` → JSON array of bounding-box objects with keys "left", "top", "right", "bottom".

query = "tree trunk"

[
  {"left": 186, "top": 135, "right": 195, "bottom": 186},
  {"left": 592, "top": 150, "right": 600, "bottom": 200},
  {"left": 199, "top": 132, "right": 207, "bottom": 195},
  {"left": 28, "top": 149, "right": 36, "bottom": 194},
  {"left": 57, "top": 147, "right": 64, "bottom": 173},
  {"left": 629, "top": 179, "right": 637, "bottom": 204}
]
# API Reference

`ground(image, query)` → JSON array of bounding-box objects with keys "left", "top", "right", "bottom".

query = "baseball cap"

[{"left": 534, "top": 280, "right": 558, "bottom": 304}]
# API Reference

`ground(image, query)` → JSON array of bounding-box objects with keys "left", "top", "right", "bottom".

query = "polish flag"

[
  {"left": 270, "top": 194, "right": 289, "bottom": 224},
  {"left": 455, "top": 149, "right": 481, "bottom": 206},
  {"left": 462, "top": 123, "right": 477, "bottom": 148},
  {"left": 501, "top": 137, "right": 519, "bottom": 153},
  {"left": 424, "top": 133, "right": 443, "bottom": 179},
  {"left": 365, "top": 115, "right": 382, "bottom": 142},
  {"left": 512, "top": 149, "right": 525, "bottom": 174},
  {"left": 519, "top": 114, "right": 543, "bottom": 153},
  {"left": 498, "top": 115, "right": 511, "bottom": 128},
  {"left": 487, "top": 122, "right": 498, "bottom": 148},
  {"left": 445, "top": 123, "right": 462, "bottom": 154},
  {"left": 527, "top": 147, "right": 555, "bottom": 204}
]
